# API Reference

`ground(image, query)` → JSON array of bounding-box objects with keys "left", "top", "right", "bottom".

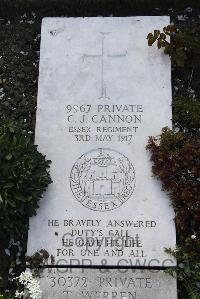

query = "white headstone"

[
  {"left": 38, "top": 268, "right": 177, "bottom": 299},
  {"left": 28, "top": 17, "right": 176, "bottom": 268}
]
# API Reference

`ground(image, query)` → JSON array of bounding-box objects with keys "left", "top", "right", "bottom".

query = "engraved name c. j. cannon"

[{"left": 70, "top": 148, "right": 136, "bottom": 211}]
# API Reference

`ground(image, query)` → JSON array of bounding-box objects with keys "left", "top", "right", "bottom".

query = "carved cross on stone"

[{"left": 82, "top": 32, "right": 127, "bottom": 99}]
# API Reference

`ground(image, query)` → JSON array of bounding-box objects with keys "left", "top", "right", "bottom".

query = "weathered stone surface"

[
  {"left": 28, "top": 17, "right": 176, "bottom": 267},
  {"left": 38, "top": 268, "right": 177, "bottom": 299}
]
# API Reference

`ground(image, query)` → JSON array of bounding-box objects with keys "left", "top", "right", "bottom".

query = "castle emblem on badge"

[{"left": 70, "top": 148, "right": 136, "bottom": 212}]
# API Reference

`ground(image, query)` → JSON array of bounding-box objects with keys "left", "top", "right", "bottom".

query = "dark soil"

[{"left": 0, "top": 0, "right": 200, "bottom": 296}]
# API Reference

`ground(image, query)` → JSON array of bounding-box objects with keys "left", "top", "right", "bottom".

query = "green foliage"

[
  {"left": 147, "top": 96, "right": 200, "bottom": 298},
  {"left": 0, "top": 121, "right": 52, "bottom": 237},
  {"left": 173, "top": 96, "right": 200, "bottom": 134},
  {"left": 147, "top": 25, "right": 200, "bottom": 67},
  {"left": 166, "top": 247, "right": 200, "bottom": 299},
  {"left": 0, "top": 294, "right": 13, "bottom": 299}
]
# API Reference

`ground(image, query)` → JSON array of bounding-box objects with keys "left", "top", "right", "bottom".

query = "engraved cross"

[{"left": 82, "top": 32, "right": 127, "bottom": 99}]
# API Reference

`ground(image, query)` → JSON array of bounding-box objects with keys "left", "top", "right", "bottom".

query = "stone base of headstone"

[{"left": 38, "top": 268, "right": 177, "bottom": 299}]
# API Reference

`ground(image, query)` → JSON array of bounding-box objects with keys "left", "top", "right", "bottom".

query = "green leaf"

[
  {"left": 154, "top": 29, "right": 160, "bottom": 38},
  {"left": 148, "top": 37, "right": 156, "bottom": 46},
  {"left": 147, "top": 33, "right": 153, "bottom": 39}
]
